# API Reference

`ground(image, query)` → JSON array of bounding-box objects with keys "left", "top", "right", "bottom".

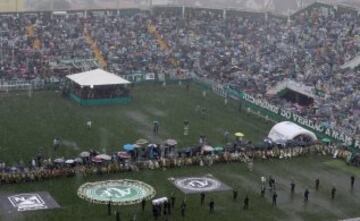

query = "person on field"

[
  {"left": 180, "top": 200, "right": 186, "bottom": 217},
  {"left": 141, "top": 199, "right": 146, "bottom": 211},
  {"left": 243, "top": 195, "right": 249, "bottom": 210},
  {"left": 304, "top": 189, "right": 310, "bottom": 202},
  {"left": 166, "top": 200, "right": 171, "bottom": 215},
  {"left": 272, "top": 192, "right": 278, "bottom": 206},
  {"left": 315, "top": 178, "right": 320, "bottom": 191},
  {"left": 233, "top": 189, "right": 238, "bottom": 201},
  {"left": 351, "top": 175, "right": 355, "bottom": 189},
  {"left": 200, "top": 192, "right": 205, "bottom": 206},
  {"left": 115, "top": 210, "right": 120, "bottom": 221},
  {"left": 170, "top": 193, "right": 176, "bottom": 208},
  {"left": 108, "top": 201, "right": 112, "bottom": 216},
  {"left": 331, "top": 186, "right": 336, "bottom": 200},
  {"left": 290, "top": 180, "right": 296, "bottom": 194},
  {"left": 53, "top": 137, "right": 60, "bottom": 151},
  {"left": 153, "top": 121, "right": 160, "bottom": 136},
  {"left": 224, "top": 130, "right": 230, "bottom": 143},
  {"left": 86, "top": 120, "right": 92, "bottom": 129},
  {"left": 261, "top": 186, "right": 266, "bottom": 197},
  {"left": 152, "top": 204, "right": 158, "bottom": 220},
  {"left": 209, "top": 199, "right": 215, "bottom": 213},
  {"left": 184, "top": 120, "right": 190, "bottom": 136}
]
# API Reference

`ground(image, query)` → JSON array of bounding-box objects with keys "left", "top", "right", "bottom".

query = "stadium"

[{"left": 0, "top": 0, "right": 360, "bottom": 221}]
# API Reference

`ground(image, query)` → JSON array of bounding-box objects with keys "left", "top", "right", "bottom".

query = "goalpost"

[{"left": 0, "top": 83, "right": 33, "bottom": 97}]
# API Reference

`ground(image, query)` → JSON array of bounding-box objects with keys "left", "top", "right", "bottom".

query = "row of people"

[{"left": 0, "top": 143, "right": 351, "bottom": 185}]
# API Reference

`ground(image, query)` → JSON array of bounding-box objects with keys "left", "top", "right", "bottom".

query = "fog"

[{"left": 1, "top": 0, "right": 359, "bottom": 14}]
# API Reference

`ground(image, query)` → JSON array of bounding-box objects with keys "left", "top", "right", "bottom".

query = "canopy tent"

[
  {"left": 65, "top": 69, "right": 132, "bottom": 106},
  {"left": 66, "top": 69, "right": 130, "bottom": 87},
  {"left": 268, "top": 121, "right": 317, "bottom": 144}
]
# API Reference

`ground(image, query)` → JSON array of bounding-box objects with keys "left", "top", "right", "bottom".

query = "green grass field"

[
  {"left": 0, "top": 83, "right": 270, "bottom": 163},
  {"left": 0, "top": 84, "right": 360, "bottom": 221}
]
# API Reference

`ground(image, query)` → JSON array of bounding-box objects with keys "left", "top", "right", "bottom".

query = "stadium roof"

[
  {"left": 268, "top": 121, "right": 317, "bottom": 143},
  {"left": 66, "top": 69, "right": 130, "bottom": 87}
]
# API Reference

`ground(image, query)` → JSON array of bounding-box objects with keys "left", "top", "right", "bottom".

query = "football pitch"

[
  {"left": 0, "top": 84, "right": 360, "bottom": 221},
  {"left": 0, "top": 83, "right": 270, "bottom": 163}
]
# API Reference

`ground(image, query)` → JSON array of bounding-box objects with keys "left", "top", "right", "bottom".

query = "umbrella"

[
  {"left": 133, "top": 144, "right": 142, "bottom": 148},
  {"left": 54, "top": 158, "right": 65, "bottom": 163},
  {"left": 123, "top": 144, "right": 134, "bottom": 151},
  {"left": 148, "top": 144, "right": 157, "bottom": 148},
  {"left": 214, "top": 146, "right": 224, "bottom": 152},
  {"left": 202, "top": 145, "right": 214, "bottom": 152},
  {"left": 235, "top": 132, "right": 244, "bottom": 137},
  {"left": 79, "top": 151, "right": 90, "bottom": 158},
  {"left": 95, "top": 154, "right": 112, "bottom": 161},
  {"left": 184, "top": 147, "right": 192, "bottom": 153},
  {"left": 322, "top": 138, "right": 331, "bottom": 143},
  {"left": 65, "top": 159, "right": 75, "bottom": 164},
  {"left": 117, "top": 151, "right": 131, "bottom": 159},
  {"left": 74, "top": 157, "right": 83, "bottom": 163},
  {"left": 165, "top": 139, "right": 177, "bottom": 146},
  {"left": 135, "top": 138, "right": 148, "bottom": 146},
  {"left": 92, "top": 158, "right": 103, "bottom": 163}
]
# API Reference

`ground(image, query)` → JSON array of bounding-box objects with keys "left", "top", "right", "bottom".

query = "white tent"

[
  {"left": 268, "top": 121, "right": 317, "bottom": 143},
  {"left": 66, "top": 69, "right": 130, "bottom": 87}
]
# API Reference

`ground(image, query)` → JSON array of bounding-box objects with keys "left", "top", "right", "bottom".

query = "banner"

[{"left": 239, "top": 92, "right": 359, "bottom": 149}]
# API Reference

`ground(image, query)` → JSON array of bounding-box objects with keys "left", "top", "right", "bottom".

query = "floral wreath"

[{"left": 77, "top": 179, "right": 156, "bottom": 206}]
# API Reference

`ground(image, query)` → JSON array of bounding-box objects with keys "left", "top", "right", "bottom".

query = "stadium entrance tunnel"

[{"left": 278, "top": 88, "right": 314, "bottom": 106}]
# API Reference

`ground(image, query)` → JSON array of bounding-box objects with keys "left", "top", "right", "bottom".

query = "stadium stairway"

[
  {"left": 26, "top": 25, "right": 42, "bottom": 50},
  {"left": 83, "top": 27, "right": 107, "bottom": 69},
  {"left": 147, "top": 23, "right": 179, "bottom": 67}
]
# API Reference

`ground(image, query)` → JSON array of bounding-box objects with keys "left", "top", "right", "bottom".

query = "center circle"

[{"left": 77, "top": 179, "right": 156, "bottom": 205}]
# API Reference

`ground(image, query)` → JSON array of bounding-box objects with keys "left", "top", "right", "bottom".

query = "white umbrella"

[
  {"left": 202, "top": 145, "right": 214, "bottom": 152},
  {"left": 135, "top": 138, "right": 149, "bottom": 146},
  {"left": 165, "top": 139, "right": 177, "bottom": 146},
  {"left": 79, "top": 151, "right": 90, "bottom": 158},
  {"left": 65, "top": 159, "right": 75, "bottom": 164},
  {"left": 54, "top": 158, "right": 65, "bottom": 163},
  {"left": 95, "top": 154, "right": 112, "bottom": 161},
  {"left": 148, "top": 144, "right": 157, "bottom": 148}
]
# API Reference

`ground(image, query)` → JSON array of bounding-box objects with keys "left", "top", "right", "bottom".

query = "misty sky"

[{"left": 23, "top": 0, "right": 360, "bottom": 14}]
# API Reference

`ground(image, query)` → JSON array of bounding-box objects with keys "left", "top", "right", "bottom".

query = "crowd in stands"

[
  {"left": 0, "top": 13, "right": 92, "bottom": 80},
  {"left": 154, "top": 8, "right": 360, "bottom": 142},
  {"left": 0, "top": 5, "right": 359, "bottom": 145}
]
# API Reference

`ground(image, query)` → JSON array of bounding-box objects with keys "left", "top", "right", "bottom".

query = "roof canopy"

[
  {"left": 268, "top": 121, "right": 317, "bottom": 143},
  {"left": 66, "top": 69, "right": 130, "bottom": 87}
]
